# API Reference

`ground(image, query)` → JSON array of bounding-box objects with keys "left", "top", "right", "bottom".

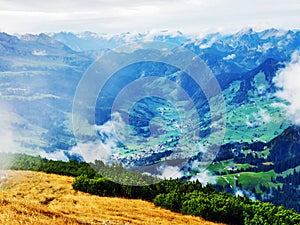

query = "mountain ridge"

[{"left": 0, "top": 28, "right": 297, "bottom": 161}]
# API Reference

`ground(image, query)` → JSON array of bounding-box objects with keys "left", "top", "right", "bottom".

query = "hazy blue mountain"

[
  {"left": 50, "top": 30, "right": 188, "bottom": 52},
  {"left": 0, "top": 32, "right": 93, "bottom": 156},
  {"left": 51, "top": 28, "right": 300, "bottom": 75},
  {"left": 0, "top": 28, "right": 298, "bottom": 162},
  {"left": 2, "top": 28, "right": 300, "bottom": 212}
]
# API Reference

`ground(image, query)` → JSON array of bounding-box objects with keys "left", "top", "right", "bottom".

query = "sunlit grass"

[{"left": 0, "top": 170, "right": 224, "bottom": 225}]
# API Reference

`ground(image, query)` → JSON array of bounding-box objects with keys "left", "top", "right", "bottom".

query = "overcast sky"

[{"left": 0, "top": 0, "right": 300, "bottom": 35}]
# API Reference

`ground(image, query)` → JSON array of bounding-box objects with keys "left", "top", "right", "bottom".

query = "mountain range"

[
  {"left": 1, "top": 28, "right": 300, "bottom": 210},
  {"left": 0, "top": 28, "right": 298, "bottom": 156}
]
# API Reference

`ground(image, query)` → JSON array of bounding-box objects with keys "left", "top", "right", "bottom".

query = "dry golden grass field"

[{"left": 0, "top": 170, "right": 225, "bottom": 225}]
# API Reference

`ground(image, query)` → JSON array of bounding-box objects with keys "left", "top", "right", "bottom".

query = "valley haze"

[
  {"left": 0, "top": 28, "right": 298, "bottom": 171},
  {"left": 1, "top": 27, "right": 300, "bottom": 213}
]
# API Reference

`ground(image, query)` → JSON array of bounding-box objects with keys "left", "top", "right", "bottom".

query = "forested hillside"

[
  {"left": 1, "top": 153, "right": 299, "bottom": 225},
  {"left": 0, "top": 170, "right": 220, "bottom": 225}
]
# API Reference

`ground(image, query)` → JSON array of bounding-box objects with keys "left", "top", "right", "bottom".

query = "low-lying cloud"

[
  {"left": 190, "top": 169, "right": 217, "bottom": 185},
  {"left": 157, "top": 165, "right": 183, "bottom": 179},
  {"left": 156, "top": 159, "right": 217, "bottom": 185},
  {"left": 0, "top": 101, "right": 18, "bottom": 154},
  {"left": 273, "top": 51, "right": 300, "bottom": 125},
  {"left": 70, "top": 112, "right": 126, "bottom": 164},
  {"left": 0, "top": 101, "right": 21, "bottom": 169},
  {"left": 188, "top": 160, "right": 217, "bottom": 185},
  {"left": 246, "top": 108, "right": 271, "bottom": 128},
  {"left": 234, "top": 188, "right": 256, "bottom": 201},
  {"left": 39, "top": 150, "right": 69, "bottom": 161}
]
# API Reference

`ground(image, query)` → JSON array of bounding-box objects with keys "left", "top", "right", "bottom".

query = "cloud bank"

[
  {"left": 190, "top": 170, "right": 217, "bottom": 185},
  {"left": 273, "top": 51, "right": 300, "bottom": 125},
  {"left": 157, "top": 165, "right": 184, "bottom": 180},
  {"left": 0, "top": 0, "right": 300, "bottom": 34},
  {"left": 70, "top": 112, "right": 126, "bottom": 164}
]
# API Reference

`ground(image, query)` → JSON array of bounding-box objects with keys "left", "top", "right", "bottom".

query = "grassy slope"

[{"left": 0, "top": 171, "right": 224, "bottom": 225}]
